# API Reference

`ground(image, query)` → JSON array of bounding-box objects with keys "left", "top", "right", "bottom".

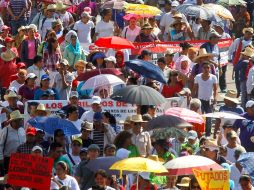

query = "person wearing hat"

[
  {"left": 130, "top": 114, "right": 151, "bottom": 157},
  {"left": 197, "top": 18, "right": 215, "bottom": 40},
  {"left": 130, "top": 172, "right": 158, "bottom": 190},
  {"left": 80, "top": 96, "right": 102, "bottom": 122},
  {"left": 0, "top": 25, "right": 11, "bottom": 42},
  {"left": 203, "top": 139, "right": 226, "bottom": 164},
  {"left": 53, "top": 59, "right": 74, "bottom": 100},
  {"left": 35, "top": 103, "right": 50, "bottom": 117},
  {"left": 176, "top": 177, "right": 191, "bottom": 190},
  {"left": 233, "top": 100, "right": 254, "bottom": 152},
  {"left": 14, "top": 26, "right": 26, "bottom": 55},
  {"left": 31, "top": 145, "right": 43, "bottom": 157},
  {"left": 40, "top": 89, "right": 57, "bottom": 100},
  {"left": 34, "top": 74, "right": 60, "bottom": 100},
  {"left": 73, "top": 11, "right": 94, "bottom": 44},
  {"left": 74, "top": 60, "right": 87, "bottom": 78},
  {"left": 52, "top": 19, "right": 63, "bottom": 38},
  {"left": 76, "top": 0, "right": 97, "bottom": 17},
  {"left": 9, "top": 69, "right": 27, "bottom": 92},
  {"left": 135, "top": 23, "right": 159, "bottom": 42},
  {"left": 234, "top": 3, "right": 250, "bottom": 38},
  {"left": 151, "top": 139, "right": 176, "bottom": 162},
  {"left": 235, "top": 46, "right": 254, "bottom": 108},
  {"left": 104, "top": 144, "right": 116, "bottom": 156},
  {"left": 168, "top": 19, "right": 187, "bottom": 41},
  {"left": 121, "top": 16, "right": 141, "bottom": 42},
  {"left": 38, "top": 4, "right": 57, "bottom": 40},
  {"left": 16, "top": 127, "right": 37, "bottom": 154},
  {"left": 181, "top": 130, "right": 199, "bottom": 154},
  {"left": 2, "top": 91, "right": 24, "bottom": 118},
  {"left": 165, "top": 48, "right": 175, "bottom": 69},
  {"left": 104, "top": 56, "right": 116, "bottom": 68},
  {"left": 0, "top": 110, "right": 26, "bottom": 175},
  {"left": 79, "top": 121, "right": 94, "bottom": 148},
  {"left": 55, "top": 2, "right": 74, "bottom": 28},
  {"left": 66, "top": 105, "right": 83, "bottom": 134}
]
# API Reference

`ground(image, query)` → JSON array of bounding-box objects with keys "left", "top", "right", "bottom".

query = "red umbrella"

[
  {"left": 95, "top": 36, "right": 135, "bottom": 49},
  {"left": 76, "top": 68, "right": 123, "bottom": 81},
  {"left": 165, "top": 107, "right": 204, "bottom": 124}
]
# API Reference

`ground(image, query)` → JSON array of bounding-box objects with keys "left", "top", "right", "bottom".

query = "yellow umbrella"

[
  {"left": 110, "top": 157, "right": 168, "bottom": 173},
  {"left": 124, "top": 3, "right": 162, "bottom": 16}
]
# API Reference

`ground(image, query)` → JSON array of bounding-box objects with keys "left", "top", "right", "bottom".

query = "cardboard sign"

[
  {"left": 8, "top": 153, "right": 53, "bottom": 190},
  {"left": 193, "top": 169, "right": 230, "bottom": 190}
]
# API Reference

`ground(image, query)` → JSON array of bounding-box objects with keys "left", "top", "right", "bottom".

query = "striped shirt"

[
  {"left": 92, "top": 129, "right": 104, "bottom": 156},
  {"left": 9, "top": 0, "right": 27, "bottom": 20}
]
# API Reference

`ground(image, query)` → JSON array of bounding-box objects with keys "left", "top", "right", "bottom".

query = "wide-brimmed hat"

[
  {"left": 194, "top": 48, "right": 214, "bottom": 62},
  {"left": 241, "top": 47, "right": 254, "bottom": 57},
  {"left": 81, "top": 121, "right": 94, "bottom": 131},
  {"left": 141, "top": 23, "right": 153, "bottom": 30},
  {"left": 36, "top": 103, "right": 50, "bottom": 115},
  {"left": 243, "top": 27, "right": 254, "bottom": 35},
  {"left": 74, "top": 60, "right": 87, "bottom": 69},
  {"left": 203, "top": 139, "right": 219, "bottom": 151},
  {"left": 9, "top": 110, "right": 24, "bottom": 121},
  {"left": 18, "top": 26, "right": 26, "bottom": 32},
  {"left": 1, "top": 49, "right": 16, "bottom": 62},
  {"left": 130, "top": 114, "right": 147, "bottom": 123},
  {"left": 46, "top": 4, "right": 56, "bottom": 11},
  {"left": 221, "top": 90, "right": 239, "bottom": 104},
  {"left": 28, "top": 24, "right": 38, "bottom": 32},
  {"left": 4, "top": 91, "right": 21, "bottom": 101},
  {"left": 172, "top": 13, "right": 183, "bottom": 19},
  {"left": 170, "top": 20, "right": 185, "bottom": 28},
  {"left": 56, "top": 2, "right": 68, "bottom": 10},
  {"left": 177, "top": 177, "right": 191, "bottom": 187}
]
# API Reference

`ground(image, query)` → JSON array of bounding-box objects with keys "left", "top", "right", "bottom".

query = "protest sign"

[
  {"left": 8, "top": 153, "right": 53, "bottom": 190},
  {"left": 193, "top": 169, "right": 230, "bottom": 190}
]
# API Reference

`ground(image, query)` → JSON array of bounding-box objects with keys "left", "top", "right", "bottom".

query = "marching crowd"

[{"left": 0, "top": 0, "right": 254, "bottom": 189}]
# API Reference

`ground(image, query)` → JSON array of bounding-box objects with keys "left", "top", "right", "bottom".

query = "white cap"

[
  {"left": 92, "top": 96, "right": 101, "bottom": 104},
  {"left": 171, "top": 0, "right": 180, "bottom": 7},
  {"left": 246, "top": 100, "right": 254, "bottom": 108},
  {"left": 32, "top": 145, "right": 43, "bottom": 152},
  {"left": 105, "top": 56, "right": 116, "bottom": 64},
  {"left": 187, "top": 130, "right": 198, "bottom": 140},
  {"left": 139, "top": 172, "right": 151, "bottom": 180},
  {"left": 26, "top": 73, "right": 37, "bottom": 80},
  {"left": 70, "top": 91, "right": 79, "bottom": 98},
  {"left": 116, "top": 148, "right": 131, "bottom": 159}
]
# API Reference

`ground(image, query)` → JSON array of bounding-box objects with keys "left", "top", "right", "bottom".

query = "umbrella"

[
  {"left": 101, "top": 0, "right": 127, "bottom": 9},
  {"left": 28, "top": 117, "right": 80, "bottom": 136},
  {"left": 76, "top": 69, "right": 122, "bottom": 81},
  {"left": 165, "top": 107, "right": 204, "bottom": 124},
  {"left": 202, "top": 4, "right": 234, "bottom": 21},
  {"left": 237, "top": 153, "right": 254, "bottom": 180},
  {"left": 203, "top": 112, "right": 245, "bottom": 120},
  {"left": 125, "top": 59, "right": 167, "bottom": 84},
  {"left": 164, "top": 155, "right": 223, "bottom": 175},
  {"left": 86, "top": 156, "right": 124, "bottom": 175},
  {"left": 124, "top": 3, "right": 162, "bottom": 16},
  {"left": 110, "top": 157, "right": 168, "bottom": 173},
  {"left": 80, "top": 74, "right": 125, "bottom": 91},
  {"left": 110, "top": 85, "right": 167, "bottom": 106},
  {"left": 94, "top": 36, "right": 135, "bottom": 49},
  {"left": 218, "top": 0, "right": 246, "bottom": 6}
]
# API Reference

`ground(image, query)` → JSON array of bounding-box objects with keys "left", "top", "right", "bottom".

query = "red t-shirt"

[{"left": 161, "top": 81, "right": 183, "bottom": 98}]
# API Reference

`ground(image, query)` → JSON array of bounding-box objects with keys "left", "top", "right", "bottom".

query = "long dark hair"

[{"left": 47, "top": 37, "right": 58, "bottom": 55}]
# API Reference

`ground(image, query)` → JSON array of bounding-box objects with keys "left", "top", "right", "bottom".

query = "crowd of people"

[{"left": 0, "top": 0, "right": 253, "bottom": 189}]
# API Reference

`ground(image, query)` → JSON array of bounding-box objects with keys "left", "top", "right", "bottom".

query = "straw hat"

[
  {"left": 1, "top": 49, "right": 16, "bottom": 62},
  {"left": 170, "top": 20, "right": 185, "bottom": 27},
  {"left": 194, "top": 48, "right": 214, "bottom": 62},
  {"left": 204, "top": 139, "right": 219, "bottom": 151},
  {"left": 4, "top": 91, "right": 21, "bottom": 101},
  {"left": 172, "top": 13, "right": 183, "bottom": 19},
  {"left": 130, "top": 114, "right": 147, "bottom": 123},
  {"left": 165, "top": 48, "right": 175, "bottom": 56},
  {"left": 243, "top": 27, "right": 254, "bottom": 35},
  {"left": 221, "top": 90, "right": 239, "bottom": 104},
  {"left": 36, "top": 103, "right": 50, "bottom": 115},
  {"left": 18, "top": 26, "right": 26, "bottom": 32},
  {"left": 241, "top": 47, "right": 254, "bottom": 57},
  {"left": 81, "top": 121, "right": 94, "bottom": 131},
  {"left": 141, "top": 23, "right": 153, "bottom": 30},
  {"left": 56, "top": 2, "right": 68, "bottom": 10},
  {"left": 9, "top": 110, "right": 24, "bottom": 121},
  {"left": 28, "top": 24, "right": 38, "bottom": 32},
  {"left": 46, "top": 4, "right": 56, "bottom": 11},
  {"left": 74, "top": 60, "right": 87, "bottom": 69},
  {"left": 177, "top": 177, "right": 191, "bottom": 187}
]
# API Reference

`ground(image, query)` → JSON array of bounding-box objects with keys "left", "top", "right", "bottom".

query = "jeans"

[
  {"left": 10, "top": 19, "right": 27, "bottom": 35},
  {"left": 200, "top": 99, "right": 213, "bottom": 137},
  {"left": 219, "top": 65, "right": 227, "bottom": 91},
  {"left": 240, "top": 81, "right": 247, "bottom": 109}
]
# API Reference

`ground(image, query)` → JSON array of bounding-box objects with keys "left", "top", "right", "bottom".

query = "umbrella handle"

[{"left": 136, "top": 172, "right": 139, "bottom": 190}]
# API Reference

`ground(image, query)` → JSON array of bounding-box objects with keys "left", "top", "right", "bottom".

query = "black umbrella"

[{"left": 110, "top": 85, "right": 167, "bottom": 106}]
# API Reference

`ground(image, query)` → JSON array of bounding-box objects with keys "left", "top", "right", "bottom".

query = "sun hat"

[
  {"left": 141, "top": 23, "right": 153, "bottom": 30},
  {"left": 46, "top": 4, "right": 56, "bottom": 11},
  {"left": 130, "top": 114, "right": 147, "bottom": 123},
  {"left": 204, "top": 139, "right": 219, "bottom": 151},
  {"left": 177, "top": 177, "right": 191, "bottom": 187},
  {"left": 74, "top": 60, "right": 87, "bottom": 69},
  {"left": 26, "top": 73, "right": 37, "bottom": 80},
  {"left": 81, "top": 11, "right": 92, "bottom": 18},
  {"left": 26, "top": 127, "right": 37, "bottom": 136},
  {"left": 139, "top": 172, "right": 151, "bottom": 181},
  {"left": 220, "top": 90, "right": 239, "bottom": 104},
  {"left": 105, "top": 56, "right": 116, "bottom": 63},
  {"left": 81, "top": 121, "right": 94, "bottom": 131},
  {"left": 92, "top": 96, "right": 101, "bottom": 104},
  {"left": 28, "top": 24, "right": 38, "bottom": 32},
  {"left": 18, "top": 26, "right": 26, "bottom": 32},
  {"left": 4, "top": 91, "right": 21, "bottom": 101},
  {"left": 213, "top": 22, "right": 224, "bottom": 31},
  {"left": 194, "top": 48, "right": 214, "bottom": 62},
  {"left": 60, "top": 59, "right": 69, "bottom": 66},
  {"left": 242, "top": 27, "right": 254, "bottom": 35},
  {"left": 241, "top": 47, "right": 254, "bottom": 57},
  {"left": 36, "top": 103, "right": 50, "bottom": 115},
  {"left": 187, "top": 130, "right": 198, "bottom": 140},
  {"left": 56, "top": 2, "right": 68, "bottom": 10},
  {"left": 170, "top": 20, "right": 186, "bottom": 28},
  {"left": 9, "top": 110, "right": 24, "bottom": 121},
  {"left": 124, "top": 116, "right": 132, "bottom": 125},
  {"left": 32, "top": 145, "right": 43, "bottom": 152}
]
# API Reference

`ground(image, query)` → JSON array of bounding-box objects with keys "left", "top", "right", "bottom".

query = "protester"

[{"left": 16, "top": 127, "right": 37, "bottom": 154}]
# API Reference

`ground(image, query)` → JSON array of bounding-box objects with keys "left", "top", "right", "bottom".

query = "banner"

[
  {"left": 8, "top": 153, "right": 53, "bottom": 190},
  {"left": 193, "top": 169, "right": 230, "bottom": 190}
]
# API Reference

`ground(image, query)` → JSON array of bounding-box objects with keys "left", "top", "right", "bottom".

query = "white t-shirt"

[
  {"left": 95, "top": 20, "right": 114, "bottom": 38},
  {"left": 231, "top": 163, "right": 245, "bottom": 190},
  {"left": 194, "top": 74, "right": 218, "bottom": 100},
  {"left": 54, "top": 72, "right": 75, "bottom": 100},
  {"left": 225, "top": 146, "right": 237, "bottom": 163},
  {"left": 69, "top": 119, "right": 82, "bottom": 132},
  {"left": 57, "top": 12, "right": 73, "bottom": 28},
  {"left": 9, "top": 80, "right": 24, "bottom": 92},
  {"left": 73, "top": 20, "right": 94, "bottom": 43},
  {"left": 50, "top": 175, "right": 80, "bottom": 190},
  {"left": 80, "top": 110, "right": 94, "bottom": 122},
  {"left": 121, "top": 26, "right": 141, "bottom": 42},
  {"left": 39, "top": 17, "right": 56, "bottom": 40}
]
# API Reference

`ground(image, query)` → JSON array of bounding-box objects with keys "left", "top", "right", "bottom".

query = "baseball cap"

[
  {"left": 171, "top": 0, "right": 179, "bottom": 7},
  {"left": 88, "top": 144, "right": 100, "bottom": 151},
  {"left": 226, "top": 131, "right": 238, "bottom": 139},
  {"left": 70, "top": 91, "right": 79, "bottom": 98},
  {"left": 26, "top": 73, "right": 37, "bottom": 80},
  {"left": 32, "top": 145, "right": 43, "bottom": 152},
  {"left": 17, "top": 62, "right": 26, "bottom": 69},
  {"left": 26, "top": 127, "right": 37, "bottom": 136},
  {"left": 72, "top": 138, "right": 83, "bottom": 145},
  {"left": 187, "top": 130, "right": 197, "bottom": 140},
  {"left": 80, "top": 147, "right": 88, "bottom": 154},
  {"left": 105, "top": 56, "right": 116, "bottom": 63},
  {"left": 92, "top": 96, "right": 101, "bottom": 104},
  {"left": 41, "top": 74, "right": 50, "bottom": 81},
  {"left": 94, "top": 112, "right": 103, "bottom": 121},
  {"left": 104, "top": 144, "right": 116, "bottom": 150},
  {"left": 60, "top": 59, "right": 69, "bottom": 66},
  {"left": 246, "top": 100, "right": 254, "bottom": 108}
]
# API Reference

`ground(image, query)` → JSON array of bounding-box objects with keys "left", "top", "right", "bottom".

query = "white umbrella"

[
  {"left": 80, "top": 74, "right": 125, "bottom": 91},
  {"left": 203, "top": 112, "right": 245, "bottom": 120}
]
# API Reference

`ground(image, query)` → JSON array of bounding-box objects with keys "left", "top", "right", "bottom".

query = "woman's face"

[
  {"left": 116, "top": 54, "right": 123, "bottom": 63},
  {"left": 129, "top": 18, "right": 137, "bottom": 26},
  {"left": 95, "top": 174, "right": 107, "bottom": 187},
  {"left": 27, "top": 78, "right": 36, "bottom": 86},
  {"left": 52, "top": 40, "right": 58, "bottom": 49},
  {"left": 181, "top": 61, "right": 188, "bottom": 70},
  {"left": 81, "top": 17, "right": 89, "bottom": 24},
  {"left": 55, "top": 164, "right": 66, "bottom": 176},
  {"left": 106, "top": 61, "right": 115, "bottom": 68},
  {"left": 188, "top": 51, "right": 197, "bottom": 60},
  {"left": 41, "top": 79, "right": 50, "bottom": 88},
  {"left": 71, "top": 36, "right": 77, "bottom": 46},
  {"left": 104, "top": 11, "right": 112, "bottom": 21},
  {"left": 76, "top": 65, "right": 85, "bottom": 73}
]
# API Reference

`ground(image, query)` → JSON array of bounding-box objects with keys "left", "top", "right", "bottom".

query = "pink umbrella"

[
  {"left": 164, "top": 155, "right": 223, "bottom": 175},
  {"left": 165, "top": 107, "right": 204, "bottom": 124}
]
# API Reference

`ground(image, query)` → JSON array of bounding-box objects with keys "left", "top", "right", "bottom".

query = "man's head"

[
  {"left": 130, "top": 114, "right": 147, "bottom": 134},
  {"left": 239, "top": 174, "right": 253, "bottom": 190},
  {"left": 66, "top": 105, "right": 79, "bottom": 121},
  {"left": 49, "top": 142, "right": 64, "bottom": 159},
  {"left": 26, "top": 127, "right": 37, "bottom": 144},
  {"left": 234, "top": 146, "right": 246, "bottom": 161},
  {"left": 202, "top": 62, "right": 211, "bottom": 74},
  {"left": 87, "top": 144, "right": 100, "bottom": 160},
  {"left": 187, "top": 130, "right": 198, "bottom": 145},
  {"left": 31, "top": 145, "right": 43, "bottom": 157},
  {"left": 91, "top": 96, "right": 102, "bottom": 112},
  {"left": 9, "top": 110, "right": 24, "bottom": 129},
  {"left": 200, "top": 19, "right": 211, "bottom": 29},
  {"left": 46, "top": 4, "right": 56, "bottom": 18},
  {"left": 157, "top": 57, "right": 166, "bottom": 71},
  {"left": 189, "top": 98, "right": 201, "bottom": 112},
  {"left": 226, "top": 130, "right": 238, "bottom": 146},
  {"left": 246, "top": 100, "right": 254, "bottom": 116},
  {"left": 4, "top": 91, "right": 20, "bottom": 107},
  {"left": 209, "top": 31, "right": 221, "bottom": 45},
  {"left": 71, "top": 138, "right": 82, "bottom": 154},
  {"left": 243, "top": 27, "right": 254, "bottom": 41},
  {"left": 104, "top": 144, "right": 116, "bottom": 157}
]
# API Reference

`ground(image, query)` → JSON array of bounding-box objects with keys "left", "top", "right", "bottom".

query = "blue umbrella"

[
  {"left": 238, "top": 152, "right": 254, "bottom": 181},
  {"left": 125, "top": 59, "right": 167, "bottom": 84},
  {"left": 28, "top": 117, "right": 80, "bottom": 136}
]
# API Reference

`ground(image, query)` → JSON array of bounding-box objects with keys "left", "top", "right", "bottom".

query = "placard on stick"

[{"left": 8, "top": 153, "right": 53, "bottom": 190}]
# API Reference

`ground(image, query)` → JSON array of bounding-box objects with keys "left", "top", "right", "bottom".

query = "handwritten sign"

[{"left": 8, "top": 153, "right": 53, "bottom": 190}]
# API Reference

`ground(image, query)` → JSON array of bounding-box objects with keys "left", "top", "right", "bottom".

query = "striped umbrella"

[{"left": 165, "top": 107, "right": 204, "bottom": 125}]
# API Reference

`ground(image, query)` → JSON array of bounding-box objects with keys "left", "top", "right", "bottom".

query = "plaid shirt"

[
  {"left": 16, "top": 143, "right": 34, "bottom": 154},
  {"left": 43, "top": 48, "right": 61, "bottom": 72}
]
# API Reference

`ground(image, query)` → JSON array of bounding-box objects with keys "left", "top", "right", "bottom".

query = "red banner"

[{"left": 8, "top": 153, "right": 53, "bottom": 190}]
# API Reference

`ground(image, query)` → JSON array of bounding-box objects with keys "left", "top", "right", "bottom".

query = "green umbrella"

[{"left": 218, "top": 0, "right": 246, "bottom": 6}]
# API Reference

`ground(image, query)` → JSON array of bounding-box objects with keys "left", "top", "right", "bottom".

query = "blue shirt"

[
  {"left": 233, "top": 113, "right": 254, "bottom": 152},
  {"left": 234, "top": 59, "right": 249, "bottom": 82},
  {"left": 34, "top": 88, "right": 60, "bottom": 100},
  {"left": 219, "top": 105, "right": 244, "bottom": 115}
]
